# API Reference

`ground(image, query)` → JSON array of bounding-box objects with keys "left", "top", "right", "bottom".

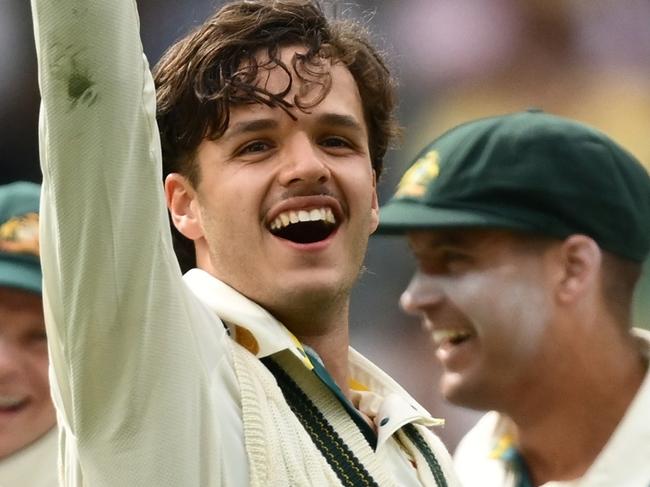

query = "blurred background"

[{"left": 3, "top": 0, "right": 649, "bottom": 451}]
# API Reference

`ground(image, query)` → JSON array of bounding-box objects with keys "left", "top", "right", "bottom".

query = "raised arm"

[
  {"left": 31, "top": 1, "right": 221, "bottom": 483},
  {"left": 32, "top": 1, "right": 174, "bottom": 332}
]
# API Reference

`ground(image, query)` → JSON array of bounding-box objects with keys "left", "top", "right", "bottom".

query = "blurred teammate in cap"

[
  {"left": 0, "top": 181, "right": 57, "bottom": 486},
  {"left": 378, "top": 111, "right": 650, "bottom": 486}
]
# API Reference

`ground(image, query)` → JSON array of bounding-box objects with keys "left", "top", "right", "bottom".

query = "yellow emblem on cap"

[
  {"left": 0, "top": 212, "right": 40, "bottom": 257},
  {"left": 395, "top": 150, "right": 440, "bottom": 198}
]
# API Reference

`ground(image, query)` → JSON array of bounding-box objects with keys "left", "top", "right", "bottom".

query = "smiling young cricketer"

[{"left": 30, "top": 1, "right": 459, "bottom": 486}]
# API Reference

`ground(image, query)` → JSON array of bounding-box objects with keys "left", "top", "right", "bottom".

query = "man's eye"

[
  {"left": 441, "top": 250, "right": 471, "bottom": 272},
  {"left": 441, "top": 250, "right": 465, "bottom": 261},
  {"left": 418, "top": 250, "right": 469, "bottom": 275},
  {"left": 320, "top": 137, "right": 351, "bottom": 149},
  {"left": 240, "top": 141, "right": 271, "bottom": 154}
]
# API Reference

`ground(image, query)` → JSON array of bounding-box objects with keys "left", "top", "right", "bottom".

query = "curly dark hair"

[{"left": 153, "top": 0, "right": 399, "bottom": 272}]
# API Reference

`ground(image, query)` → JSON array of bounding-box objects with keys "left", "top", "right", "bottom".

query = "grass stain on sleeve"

[{"left": 68, "top": 72, "right": 98, "bottom": 107}]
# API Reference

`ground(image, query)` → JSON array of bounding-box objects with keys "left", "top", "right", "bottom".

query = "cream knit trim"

[
  {"left": 273, "top": 351, "right": 395, "bottom": 486},
  {"left": 396, "top": 425, "right": 457, "bottom": 487},
  {"left": 230, "top": 340, "right": 457, "bottom": 486},
  {"left": 230, "top": 340, "right": 342, "bottom": 486}
]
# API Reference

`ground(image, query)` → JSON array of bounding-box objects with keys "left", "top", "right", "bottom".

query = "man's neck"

[
  {"left": 277, "top": 294, "right": 352, "bottom": 399},
  {"left": 298, "top": 325, "right": 352, "bottom": 398},
  {"left": 509, "top": 333, "right": 647, "bottom": 485}
]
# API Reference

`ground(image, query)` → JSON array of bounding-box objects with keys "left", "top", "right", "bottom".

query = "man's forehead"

[
  {"left": 246, "top": 44, "right": 329, "bottom": 81},
  {"left": 216, "top": 43, "right": 367, "bottom": 146},
  {"left": 254, "top": 43, "right": 305, "bottom": 57},
  {"left": 249, "top": 44, "right": 355, "bottom": 95},
  {"left": 249, "top": 43, "right": 328, "bottom": 66},
  {"left": 224, "top": 63, "right": 365, "bottom": 135}
]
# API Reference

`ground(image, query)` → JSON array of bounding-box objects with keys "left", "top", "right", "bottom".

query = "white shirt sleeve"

[{"left": 32, "top": 1, "right": 246, "bottom": 485}]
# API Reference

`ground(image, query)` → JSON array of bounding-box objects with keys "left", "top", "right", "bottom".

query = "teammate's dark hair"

[
  {"left": 512, "top": 232, "right": 642, "bottom": 326},
  {"left": 153, "top": 0, "right": 398, "bottom": 272},
  {"left": 600, "top": 252, "right": 642, "bottom": 326}
]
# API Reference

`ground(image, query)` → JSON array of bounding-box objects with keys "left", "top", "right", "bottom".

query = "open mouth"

[{"left": 269, "top": 207, "right": 338, "bottom": 244}]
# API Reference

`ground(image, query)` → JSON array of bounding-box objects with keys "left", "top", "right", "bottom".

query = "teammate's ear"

[
  {"left": 555, "top": 235, "right": 601, "bottom": 305},
  {"left": 369, "top": 170, "right": 379, "bottom": 234},
  {"left": 165, "top": 173, "right": 203, "bottom": 240}
]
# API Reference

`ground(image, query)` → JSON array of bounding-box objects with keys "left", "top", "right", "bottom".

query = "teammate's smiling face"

[
  {"left": 167, "top": 45, "right": 378, "bottom": 329},
  {"left": 0, "top": 286, "right": 56, "bottom": 458},
  {"left": 400, "top": 229, "right": 556, "bottom": 410}
]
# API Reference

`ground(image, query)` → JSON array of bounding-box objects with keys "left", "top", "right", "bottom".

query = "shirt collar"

[
  {"left": 183, "top": 268, "right": 443, "bottom": 431},
  {"left": 183, "top": 268, "right": 312, "bottom": 367}
]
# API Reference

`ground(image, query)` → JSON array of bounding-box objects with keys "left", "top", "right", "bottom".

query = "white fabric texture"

[
  {"left": 454, "top": 328, "right": 650, "bottom": 487},
  {"left": 31, "top": 0, "right": 459, "bottom": 485}
]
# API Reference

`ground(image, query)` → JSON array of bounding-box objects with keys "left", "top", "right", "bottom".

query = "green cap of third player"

[
  {"left": 378, "top": 110, "right": 650, "bottom": 262},
  {"left": 0, "top": 181, "right": 42, "bottom": 294}
]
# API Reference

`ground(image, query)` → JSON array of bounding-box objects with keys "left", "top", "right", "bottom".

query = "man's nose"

[
  {"left": 278, "top": 134, "right": 331, "bottom": 187},
  {"left": 400, "top": 271, "right": 445, "bottom": 316}
]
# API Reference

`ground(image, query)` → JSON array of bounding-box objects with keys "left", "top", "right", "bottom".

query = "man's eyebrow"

[
  {"left": 316, "top": 113, "right": 365, "bottom": 133},
  {"left": 224, "top": 118, "right": 279, "bottom": 138},
  {"left": 222, "top": 113, "right": 365, "bottom": 139},
  {"left": 425, "top": 234, "right": 460, "bottom": 247},
  {"left": 410, "top": 233, "right": 465, "bottom": 253}
]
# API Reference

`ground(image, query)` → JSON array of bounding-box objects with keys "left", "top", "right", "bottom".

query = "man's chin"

[
  {"left": 281, "top": 269, "right": 352, "bottom": 297},
  {"left": 439, "top": 373, "right": 490, "bottom": 411},
  {"left": 265, "top": 281, "right": 350, "bottom": 328},
  {"left": 281, "top": 282, "right": 346, "bottom": 310}
]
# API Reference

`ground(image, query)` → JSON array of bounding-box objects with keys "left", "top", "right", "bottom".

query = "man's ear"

[
  {"left": 369, "top": 169, "right": 379, "bottom": 235},
  {"left": 164, "top": 173, "right": 203, "bottom": 241},
  {"left": 555, "top": 234, "right": 602, "bottom": 305}
]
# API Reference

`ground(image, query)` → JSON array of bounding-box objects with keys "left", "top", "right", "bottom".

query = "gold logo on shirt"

[
  {"left": 395, "top": 150, "right": 440, "bottom": 198},
  {"left": 234, "top": 325, "right": 260, "bottom": 356},
  {"left": 0, "top": 212, "right": 40, "bottom": 257}
]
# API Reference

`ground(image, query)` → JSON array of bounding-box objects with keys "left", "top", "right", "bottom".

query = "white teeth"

[
  {"left": 325, "top": 208, "right": 335, "bottom": 224},
  {"left": 432, "top": 329, "right": 472, "bottom": 346},
  {"left": 270, "top": 207, "right": 337, "bottom": 231}
]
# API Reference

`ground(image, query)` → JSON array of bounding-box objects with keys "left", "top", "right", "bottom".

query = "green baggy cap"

[
  {"left": 0, "top": 181, "right": 42, "bottom": 294},
  {"left": 378, "top": 110, "right": 650, "bottom": 262}
]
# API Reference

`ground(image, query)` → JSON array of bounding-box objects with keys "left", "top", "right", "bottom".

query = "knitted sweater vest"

[{"left": 229, "top": 340, "right": 446, "bottom": 487}]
